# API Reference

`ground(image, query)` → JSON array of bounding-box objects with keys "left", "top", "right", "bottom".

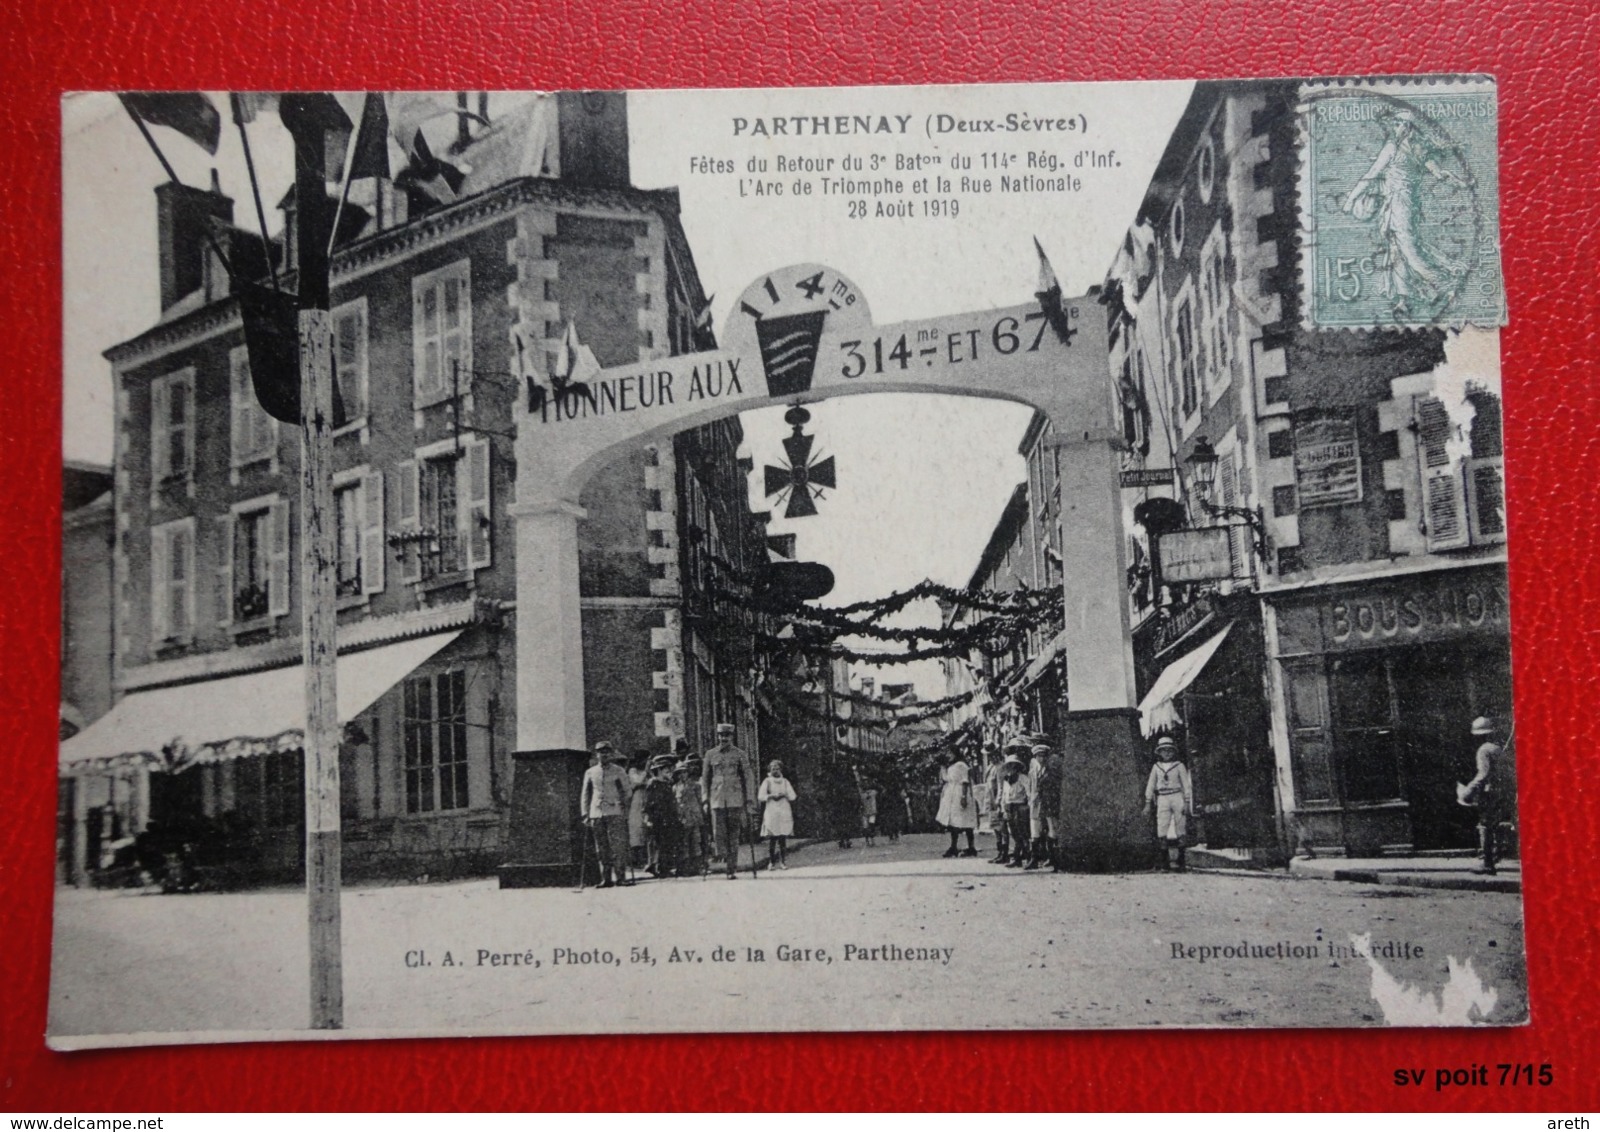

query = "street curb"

[{"left": 1287, "top": 859, "right": 1521, "bottom": 894}]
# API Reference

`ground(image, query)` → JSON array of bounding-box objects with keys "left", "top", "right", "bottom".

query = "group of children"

[
  {"left": 980, "top": 736, "right": 1065, "bottom": 872},
  {"left": 585, "top": 744, "right": 811, "bottom": 884}
]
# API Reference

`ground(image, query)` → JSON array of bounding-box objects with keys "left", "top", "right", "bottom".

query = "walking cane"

[
  {"left": 574, "top": 817, "right": 593, "bottom": 894},
  {"left": 748, "top": 814, "right": 760, "bottom": 879}
]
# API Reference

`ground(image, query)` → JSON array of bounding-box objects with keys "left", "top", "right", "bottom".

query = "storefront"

[
  {"left": 1267, "top": 561, "right": 1512, "bottom": 857},
  {"left": 1138, "top": 607, "right": 1278, "bottom": 855},
  {"left": 58, "top": 624, "right": 508, "bottom": 887}
]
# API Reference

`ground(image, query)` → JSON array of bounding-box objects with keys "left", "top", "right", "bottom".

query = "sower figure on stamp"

[
  {"left": 579, "top": 741, "right": 633, "bottom": 888},
  {"left": 1143, "top": 735, "right": 1194, "bottom": 872},
  {"left": 1458, "top": 716, "right": 1515, "bottom": 875},
  {"left": 701, "top": 722, "right": 754, "bottom": 879}
]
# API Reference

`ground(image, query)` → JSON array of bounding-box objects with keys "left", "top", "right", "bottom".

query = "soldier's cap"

[
  {"left": 1154, "top": 736, "right": 1178, "bottom": 752},
  {"left": 1471, "top": 716, "right": 1495, "bottom": 736},
  {"left": 1003, "top": 754, "right": 1025, "bottom": 768},
  {"left": 593, "top": 741, "right": 615, "bottom": 754},
  {"left": 1002, "top": 736, "right": 1032, "bottom": 752},
  {"left": 1030, "top": 742, "right": 1053, "bottom": 755},
  {"left": 716, "top": 722, "right": 736, "bottom": 734},
  {"left": 648, "top": 754, "right": 675, "bottom": 770}
]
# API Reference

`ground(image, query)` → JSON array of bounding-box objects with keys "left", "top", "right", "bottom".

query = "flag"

[
  {"left": 1032, "top": 236, "right": 1076, "bottom": 346},
  {"left": 120, "top": 92, "right": 221, "bottom": 154},
  {"left": 229, "top": 92, "right": 278, "bottom": 125},
  {"left": 394, "top": 129, "right": 465, "bottom": 203},
  {"left": 1033, "top": 236, "right": 1060, "bottom": 296},
  {"left": 345, "top": 93, "right": 390, "bottom": 181}
]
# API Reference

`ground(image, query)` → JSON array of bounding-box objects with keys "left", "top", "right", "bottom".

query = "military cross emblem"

[{"left": 763, "top": 405, "right": 837, "bottom": 519}]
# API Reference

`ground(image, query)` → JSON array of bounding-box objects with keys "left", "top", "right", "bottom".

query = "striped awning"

[
  {"left": 59, "top": 630, "right": 462, "bottom": 774},
  {"left": 1137, "top": 623, "right": 1233, "bottom": 737}
]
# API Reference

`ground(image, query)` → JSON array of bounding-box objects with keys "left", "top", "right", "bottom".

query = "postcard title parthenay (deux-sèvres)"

[{"left": 683, "top": 104, "right": 1117, "bottom": 220}]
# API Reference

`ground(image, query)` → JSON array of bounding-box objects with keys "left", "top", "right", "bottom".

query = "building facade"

[
  {"left": 61, "top": 93, "right": 775, "bottom": 885},
  {"left": 1106, "top": 81, "right": 1510, "bottom": 858}
]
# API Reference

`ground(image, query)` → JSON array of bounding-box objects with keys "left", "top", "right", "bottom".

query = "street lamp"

[{"left": 1184, "top": 436, "right": 1271, "bottom": 571}]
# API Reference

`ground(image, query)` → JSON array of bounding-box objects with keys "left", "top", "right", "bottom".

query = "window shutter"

[
  {"left": 216, "top": 514, "right": 235, "bottom": 626},
  {"left": 230, "top": 353, "right": 248, "bottom": 462},
  {"left": 150, "top": 526, "right": 169, "bottom": 644},
  {"left": 336, "top": 305, "right": 367, "bottom": 419},
  {"left": 268, "top": 498, "right": 291, "bottom": 616},
  {"left": 171, "top": 376, "right": 192, "bottom": 477},
  {"left": 173, "top": 524, "right": 194, "bottom": 637},
  {"left": 1414, "top": 396, "right": 1469, "bottom": 551},
  {"left": 1467, "top": 457, "right": 1506, "bottom": 543},
  {"left": 1219, "top": 453, "right": 1246, "bottom": 576},
  {"left": 362, "top": 470, "right": 386, "bottom": 593},
  {"left": 464, "top": 438, "right": 492, "bottom": 570},
  {"left": 397, "top": 459, "right": 421, "bottom": 582},
  {"left": 151, "top": 378, "right": 171, "bottom": 481}
]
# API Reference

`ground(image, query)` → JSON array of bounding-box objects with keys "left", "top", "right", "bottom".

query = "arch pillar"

[
  {"left": 1052, "top": 431, "right": 1158, "bottom": 871},
  {"left": 498, "top": 494, "right": 593, "bottom": 888}
]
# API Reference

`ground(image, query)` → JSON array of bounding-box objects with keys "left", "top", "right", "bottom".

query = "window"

[
  {"left": 1197, "top": 135, "right": 1216, "bottom": 202},
  {"left": 335, "top": 484, "right": 363, "bottom": 597},
  {"left": 1199, "top": 229, "right": 1230, "bottom": 399},
  {"left": 151, "top": 370, "right": 194, "bottom": 484},
  {"left": 230, "top": 347, "right": 276, "bottom": 468},
  {"left": 403, "top": 670, "right": 469, "bottom": 813},
  {"left": 396, "top": 439, "right": 492, "bottom": 583},
  {"left": 333, "top": 470, "right": 386, "bottom": 598},
  {"left": 412, "top": 261, "right": 471, "bottom": 406},
  {"left": 215, "top": 497, "right": 289, "bottom": 626},
  {"left": 1175, "top": 297, "right": 1198, "bottom": 418},
  {"left": 1169, "top": 198, "right": 1186, "bottom": 255},
  {"left": 1414, "top": 390, "right": 1506, "bottom": 551},
  {"left": 332, "top": 299, "right": 368, "bottom": 425},
  {"left": 150, "top": 518, "right": 196, "bottom": 645}
]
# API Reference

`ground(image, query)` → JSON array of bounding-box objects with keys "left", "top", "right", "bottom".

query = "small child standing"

[
  {"left": 1142, "top": 735, "right": 1194, "bottom": 871},
  {"left": 758, "top": 760, "right": 798, "bottom": 870}
]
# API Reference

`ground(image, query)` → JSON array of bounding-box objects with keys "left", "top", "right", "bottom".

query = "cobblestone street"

[{"left": 49, "top": 834, "right": 1527, "bottom": 1044}]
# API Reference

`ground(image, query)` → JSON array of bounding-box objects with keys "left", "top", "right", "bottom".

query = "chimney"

[
  {"left": 555, "top": 90, "right": 630, "bottom": 187},
  {"left": 156, "top": 175, "right": 233, "bottom": 311}
]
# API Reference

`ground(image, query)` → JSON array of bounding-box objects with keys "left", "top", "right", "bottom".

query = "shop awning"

[
  {"left": 59, "top": 629, "right": 463, "bottom": 774},
  {"left": 1137, "top": 622, "right": 1233, "bottom": 737}
]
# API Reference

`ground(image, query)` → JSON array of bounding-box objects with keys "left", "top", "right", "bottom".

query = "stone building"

[
  {"left": 1106, "top": 81, "right": 1510, "bottom": 858},
  {"left": 60, "top": 92, "right": 774, "bottom": 885}
]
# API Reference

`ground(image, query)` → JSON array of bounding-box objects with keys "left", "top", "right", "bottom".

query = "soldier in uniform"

[
  {"left": 701, "top": 722, "right": 755, "bottom": 879},
  {"left": 579, "top": 741, "right": 632, "bottom": 888}
]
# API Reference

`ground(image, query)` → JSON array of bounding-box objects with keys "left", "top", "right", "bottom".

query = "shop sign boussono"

[{"left": 1160, "top": 527, "right": 1235, "bottom": 583}]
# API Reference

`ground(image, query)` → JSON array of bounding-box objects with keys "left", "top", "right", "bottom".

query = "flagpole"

[
  {"left": 279, "top": 94, "right": 343, "bottom": 1031},
  {"left": 229, "top": 94, "right": 279, "bottom": 292},
  {"left": 120, "top": 99, "right": 238, "bottom": 281}
]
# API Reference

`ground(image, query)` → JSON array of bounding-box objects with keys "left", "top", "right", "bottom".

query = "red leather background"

[{"left": 5, "top": 0, "right": 1597, "bottom": 1111}]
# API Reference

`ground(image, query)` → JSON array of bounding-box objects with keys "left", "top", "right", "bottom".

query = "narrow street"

[{"left": 48, "top": 833, "right": 1527, "bottom": 1043}]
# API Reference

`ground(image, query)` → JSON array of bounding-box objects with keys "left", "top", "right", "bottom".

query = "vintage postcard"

[{"left": 54, "top": 78, "right": 1523, "bottom": 1046}]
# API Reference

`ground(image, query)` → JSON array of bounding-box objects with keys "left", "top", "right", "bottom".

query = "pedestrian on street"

[
  {"left": 644, "top": 754, "right": 686, "bottom": 878},
  {"left": 861, "top": 782, "right": 879, "bottom": 846},
  {"left": 579, "top": 741, "right": 632, "bottom": 888},
  {"left": 1458, "top": 715, "right": 1514, "bottom": 875},
  {"left": 1028, "top": 740, "right": 1064, "bottom": 872},
  {"left": 936, "top": 748, "right": 979, "bottom": 858},
  {"left": 1142, "top": 735, "right": 1193, "bottom": 872},
  {"left": 673, "top": 758, "right": 707, "bottom": 876},
  {"left": 758, "top": 760, "right": 798, "bottom": 870},
  {"left": 983, "top": 746, "right": 1010, "bottom": 864},
  {"left": 627, "top": 750, "right": 651, "bottom": 875},
  {"left": 701, "top": 722, "right": 754, "bottom": 879},
  {"left": 999, "top": 753, "right": 1031, "bottom": 868}
]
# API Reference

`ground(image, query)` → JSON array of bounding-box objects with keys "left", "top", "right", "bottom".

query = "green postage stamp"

[{"left": 1299, "top": 77, "right": 1505, "bottom": 330}]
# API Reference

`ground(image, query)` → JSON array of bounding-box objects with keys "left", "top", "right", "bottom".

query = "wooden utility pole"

[{"left": 279, "top": 95, "right": 343, "bottom": 1029}]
